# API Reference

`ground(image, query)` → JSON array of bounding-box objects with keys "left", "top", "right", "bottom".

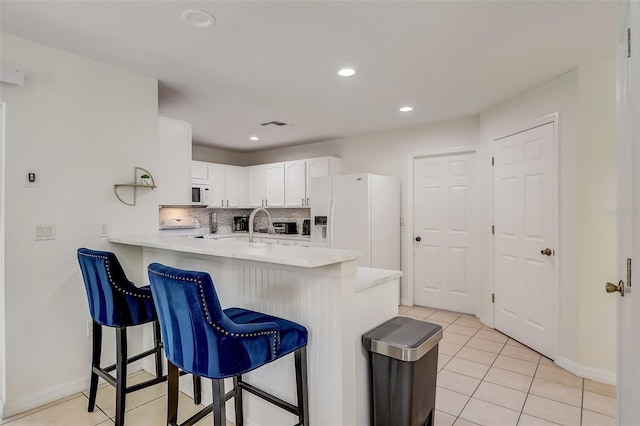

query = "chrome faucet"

[{"left": 248, "top": 207, "right": 275, "bottom": 243}]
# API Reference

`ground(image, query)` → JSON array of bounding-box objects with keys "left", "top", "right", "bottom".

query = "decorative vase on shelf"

[{"left": 140, "top": 174, "right": 151, "bottom": 186}]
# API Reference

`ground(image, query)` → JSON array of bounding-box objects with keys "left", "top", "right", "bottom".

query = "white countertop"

[
  {"left": 213, "top": 232, "right": 311, "bottom": 241},
  {"left": 109, "top": 234, "right": 359, "bottom": 268},
  {"left": 354, "top": 267, "right": 403, "bottom": 293}
]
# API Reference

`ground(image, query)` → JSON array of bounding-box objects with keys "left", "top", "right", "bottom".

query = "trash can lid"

[{"left": 362, "top": 316, "right": 443, "bottom": 362}]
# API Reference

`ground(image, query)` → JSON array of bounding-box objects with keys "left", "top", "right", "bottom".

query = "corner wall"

[
  {"left": 479, "top": 60, "right": 617, "bottom": 383},
  {"left": 0, "top": 33, "right": 159, "bottom": 416}
]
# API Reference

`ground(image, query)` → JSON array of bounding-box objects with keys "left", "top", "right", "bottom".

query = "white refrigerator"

[{"left": 310, "top": 173, "right": 400, "bottom": 270}]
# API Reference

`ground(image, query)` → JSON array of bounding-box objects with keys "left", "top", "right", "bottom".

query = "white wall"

[
  {"left": 0, "top": 102, "right": 6, "bottom": 417},
  {"left": 0, "top": 33, "right": 159, "bottom": 416},
  {"left": 479, "top": 60, "right": 617, "bottom": 382},
  {"left": 243, "top": 117, "right": 480, "bottom": 304},
  {"left": 193, "top": 143, "right": 248, "bottom": 166},
  {"left": 576, "top": 60, "right": 617, "bottom": 377}
]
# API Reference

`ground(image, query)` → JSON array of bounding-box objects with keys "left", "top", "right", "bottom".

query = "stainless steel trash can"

[{"left": 362, "top": 316, "right": 443, "bottom": 426}]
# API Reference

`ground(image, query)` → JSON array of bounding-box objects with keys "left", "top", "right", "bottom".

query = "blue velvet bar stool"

[
  {"left": 147, "top": 262, "right": 310, "bottom": 426},
  {"left": 77, "top": 248, "right": 201, "bottom": 426}
]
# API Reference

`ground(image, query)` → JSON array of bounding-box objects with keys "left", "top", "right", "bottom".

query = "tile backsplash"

[{"left": 159, "top": 207, "right": 310, "bottom": 234}]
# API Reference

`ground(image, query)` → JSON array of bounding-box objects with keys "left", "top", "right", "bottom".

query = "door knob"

[
  {"left": 540, "top": 248, "right": 552, "bottom": 256},
  {"left": 415, "top": 236, "right": 421, "bottom": 242},
  {"left": 605, "top": 280, "right": 625, "bottom": 297}
]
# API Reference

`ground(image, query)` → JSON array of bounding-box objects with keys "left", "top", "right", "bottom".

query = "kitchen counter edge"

[{"left": 109, "top": 234, "right": 359, "bottom": 269}]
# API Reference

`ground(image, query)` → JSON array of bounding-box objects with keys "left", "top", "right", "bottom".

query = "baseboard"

[
  {"left": 1, "top": 376, "right": 88, "bottom": 419},
  {"left": 555, "top": 356, "right": 616, "bottom": 386}
]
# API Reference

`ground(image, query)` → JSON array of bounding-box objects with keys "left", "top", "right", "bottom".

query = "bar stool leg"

[
  {"left": 233, "top": 376, "right": 243, "bottom": 426},
  {"left": 153, "top": 321, "right": 163, "bottom": 379},
  {"left": 167, "top": 362, "right": 179, "bottom": 426},
  {"left": 115, "top": 327, "right": 128, "bottom": 426},
  {"left": 295, "top": 347, "right": 310, "bottom": 426},
  {"left": 193, "top": 375, "right": 202, "bottom": 405},
  {"left": 88, "top": 321, "right": 102, "bottom": 412},
  {"left": 212, "top": 379, "right": 226, "bottom": 426}
]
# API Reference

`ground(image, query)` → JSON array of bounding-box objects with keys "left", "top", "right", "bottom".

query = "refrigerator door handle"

[{"left": 328, "top": 197, "right": 336, "bottom": 249}]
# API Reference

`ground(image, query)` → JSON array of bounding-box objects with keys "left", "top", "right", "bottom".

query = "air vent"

[{"left": 260, "top": 120, "right": 288, "bottom": 127}]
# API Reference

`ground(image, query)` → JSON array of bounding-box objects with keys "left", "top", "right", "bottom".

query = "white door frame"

[
  {"left": 405, "top": 145, "right": 478, "bottom": 307},
  {"left": 490, "top": 112, "right": 560, "bottom": 359},
  {"left": 0, "top": 102, "right": 6, "bottom": 417}
]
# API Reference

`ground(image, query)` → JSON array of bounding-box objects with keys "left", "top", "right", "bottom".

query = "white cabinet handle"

[
  {"left": 306, "top": 197, "right": 309, "bottom": 206},
  {"left": 226, "top": 200, "right": 229, "bottom": 207},
  {"left": 302, "top": 197, "right": 305, "bottom": 205},
  {"left": 221, "top": 200, "right": 224, "bottom": 207}
]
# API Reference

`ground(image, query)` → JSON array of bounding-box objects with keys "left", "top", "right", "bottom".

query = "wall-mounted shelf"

[{"left": 114, "top": 167, "right": 156, "bottom": 206}]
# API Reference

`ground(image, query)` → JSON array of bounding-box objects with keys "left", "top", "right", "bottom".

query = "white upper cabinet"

[
  {"left": 265, "top": 162, "right": 285, "bottom": 207},
  {"left": 191, "top": 161, "right": 209, "bottom": 183},
  {"left": 225, "top": 165, "right": 245, "bottom": 207},
  {"left": 208, "top": 163, "right": 245, "bottom": 207},
  {"left": 285, "top": 160, "right": 307, "bottom": 207},
  {"left": 284, "top": 157, "right": 342, "bottom": 207},
  {"left": 158, "top": 116, "right": 191, "bottom": 205},
  {"left": 190, "top": 156, "right": 341, "bottom": 208},
  {"left": 247, "top": 165, "right": 266, "bottom": 207},
  {"left": 208, "top": 163, "right": 226, "bottom": 207}
]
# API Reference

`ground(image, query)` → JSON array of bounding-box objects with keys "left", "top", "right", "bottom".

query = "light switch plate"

[{"left": 34, "top": 223, "right": 55, "bottom": 240}]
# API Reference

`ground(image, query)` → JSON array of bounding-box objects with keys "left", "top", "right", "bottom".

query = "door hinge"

[
  {"left": 491, "top": 157, "right": 495, "bottom": 166},
  {"left": 628, "top": 28, "right": 632, "bottom": 58},
  {"left": 491, "top": 293, "right": 495, "bottom": 303},
  {"left": 491, "top": 225, "right": 495, "bottom": 235}
]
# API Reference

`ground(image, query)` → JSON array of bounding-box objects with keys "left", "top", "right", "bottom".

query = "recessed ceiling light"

[
  {"left": 338, "top": 68, "right": 357, "bottom": 77},
  {"left": 249, "top": 136, "right": 260, "bottom": 141},
  {"left": 181, "top": 10, "right": 216, "bottom": 28},
  {"left": 399, "top": 106, "right": 414, "bottom": 112}
]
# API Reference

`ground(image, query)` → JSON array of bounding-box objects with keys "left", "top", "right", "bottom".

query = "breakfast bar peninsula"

[{"left": 109, "top": 234, "right": 401, "bottom": 426}]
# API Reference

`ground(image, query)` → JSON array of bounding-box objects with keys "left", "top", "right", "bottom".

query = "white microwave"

[{"left": 191, "top": 184, "right": 210, "bottom": 205}]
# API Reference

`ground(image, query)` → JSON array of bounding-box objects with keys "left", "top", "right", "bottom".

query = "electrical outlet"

[
  {"left": 100, "top": 223, "right": 109, "bottom": 237},
  {"left": 86, "top": 320, "right": 93, "bottom": 337}
]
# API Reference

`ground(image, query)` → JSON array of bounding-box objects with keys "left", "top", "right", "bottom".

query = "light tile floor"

[
  {"left": 399, "top": 305, "right": 617, "bottom": 426},
  {"left": 0, "top": 307, "right": 617, "bottom": 426},
  {"left": 0, "top": 370, "right": 228, "bottom": 426}
]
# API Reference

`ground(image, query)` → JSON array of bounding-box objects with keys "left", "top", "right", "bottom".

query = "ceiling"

[{"left": 1, "top": 1, "right": 618, "bottom": 152}]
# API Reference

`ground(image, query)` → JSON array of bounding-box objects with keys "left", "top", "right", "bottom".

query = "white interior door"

[
  {"left": 493, "top": 122, "right": 555, "bottom": 359},
  {"left": 413, "top": 152, "right": 477, "bottom": 314},
  {"left": 616, "top": 0, "right": 638, "bottom": 422}
]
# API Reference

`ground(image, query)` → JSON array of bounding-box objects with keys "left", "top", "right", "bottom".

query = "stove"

[{"left": 159, "top": 218, "right": 201, "bottom": 236}]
